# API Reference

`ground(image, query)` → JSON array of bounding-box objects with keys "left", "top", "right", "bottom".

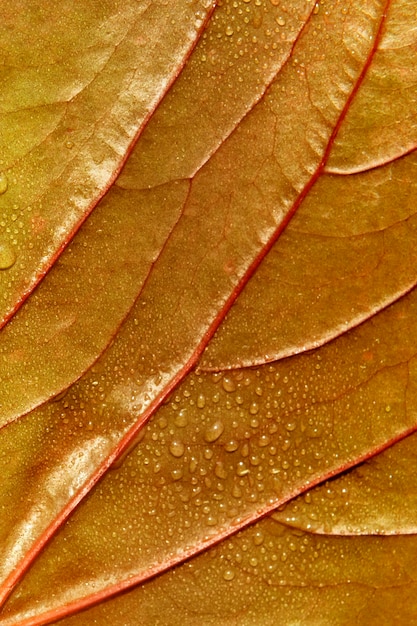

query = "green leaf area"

[{"left": 1, "top": 0, "right": 417, "bottom": 624}]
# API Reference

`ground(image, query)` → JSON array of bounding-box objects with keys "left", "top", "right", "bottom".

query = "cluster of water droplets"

[{"left": 79, "top": 348, "right": 364, "bottom": 579}]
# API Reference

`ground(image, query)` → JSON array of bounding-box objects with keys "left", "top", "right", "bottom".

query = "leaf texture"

[
  {"left": 0, "top": 1, "right": 416, "bottom": 624},
  {"left": 3, "top": 269, "right": 417, "bottom": 623},
  {"left": 0, "top": 0, "right": 213, "bottom": 326}
]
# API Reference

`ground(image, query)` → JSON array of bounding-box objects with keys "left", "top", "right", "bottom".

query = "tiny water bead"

[{"left": 0, "top": 242, "right": 16, "bottom": 270}]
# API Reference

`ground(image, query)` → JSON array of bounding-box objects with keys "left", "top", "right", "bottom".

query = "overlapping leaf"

[{"left": 1, "top": 1, "right": 416, "bottom": 625}]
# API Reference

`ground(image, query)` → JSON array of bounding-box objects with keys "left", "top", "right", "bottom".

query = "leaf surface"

[
  {"left": 0, "top": 0, "right": 386, "bottom": 609},
  {"left": 325, "top": 0, "right": 417, "bottom": 174},
  {"left": 0, "top": 0, "right": 311, "bottom": 426},
  {"left": 50, "top": 519, "right": 417, "bottom": 626},
  {"left": 0, "top": 0, "right": 212, "bottom": 326},
  {"left": 274, "top": 428, "right": 417, "bottom": 535},
  {"left": 2, "top": 285, "right": 417, "bottom": 624},
  {"left": 1, "top": 1, "right": 417, "bottom": 624},
  {"left": 0, "top": 178, "right": 188, "bottom": 426},
  {"left": 201, "top": 151, "right": 417, "bottom": 369}
]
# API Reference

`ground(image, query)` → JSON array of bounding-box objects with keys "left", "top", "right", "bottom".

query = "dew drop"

[
  {"left": 174, "top": 410, "right": 188, "bottom": 427},
  {"left": 285, "top": 422, "right": 297, "bottom": 432},
  {"left": 225, "top": 25, "right": 234, "bottom": 36},
  {"left": 0, "top": 243, "right": 16, "bottom": 270},
  {"left": 222, "top": 376, "right": 236, "bottom": 393},
  {"left": 215, "top": 461, "right": 228, "bottom": 479},
  {"left": 197, "top": 394, "right": 206, "bottom": 409},
  {"left": 204, "top": 447, "right": 214, "bottom": 460},
  {"left": 258, "top": 434, "right": 270, "bottom": 447},
  {"left": 236, "top": 461, "right": 249, "bottom": 476},
  {"left": 223, "top": 568, "right": 235, "bottom": 581},
  {"left": 232, "top": 484, "right": 242, "bottom": 498},
  {"left": 204, "top": 420, "right": 224, "bottom": 443},
  {"left": 171, "top": 468, "right": 183, "bottom": 481},
  {"left": 0, "top": 173, "right": 8, "bottom": 194},
  {"left": 169, "top": 440, "right": 185, "bottom": 458},
  {"left": 253, "top": 531, "right": 264, "bottom": 546},
  {"left": 224, "top": 439, "right": 239, "bottom": 452}
]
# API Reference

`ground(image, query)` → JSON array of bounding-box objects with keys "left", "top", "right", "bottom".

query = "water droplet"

[
  {"left": 258, "top": 434, "right": 270, "bottom": 447},
  {"left": 0, "top": 243, "right": 16, "bottom": 270},
  {"left": 285, "top": 422, "right": 297, "bottom": 432},
  {"left": 197, "top": 394, "right": 206, "bottom": 409},
  {"left": 174, "top": 409, "right": 188, "bottom": 427},
  {"left": 249, "top": 402, "right": 259, "bottom": 415},
  {"left": 215, "top": 461, "right": 228, "bottom": 479},
  {"left": 236, "top": 461, "right": 249, "bottom": 476},
  {"left": 204, "top": 447, "right": 214, "bottom": 460},
  {"left": 0, "top": 173, "right": 8, "bottom": 194},
  {"left": 222, "top": 376, "right": 236, "bottom": 393},
  {"left": 169, "top": 440, "right": 185, "bottom": 458},
  {"left": 232, "top": 484, "right": 242, "bottom": 498},
  {"left": 204, "top": 420, "right": 224, "bottom": 443},
  {"left": 225, "top": 25, "right": 234, "bottom": 36},
  {"left": 223, "top": 568, "right": 235, "bottom": 581},
  {"left": 276, "top": 16, "right": 286, "bottom": 26},
  {"left": 171, "top": 468, "right": 183, "bottom": 481},
  {"left": 253, "top": 531, "right": 264, "bottom": 546},
  {"left": 224, "top": 439, "right": 239, "bottom": 452}
]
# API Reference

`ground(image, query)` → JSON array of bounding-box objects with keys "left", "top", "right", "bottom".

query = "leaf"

[
  {"left": 1, "top": 0, "right": 417, "bottom": 624},
  {"left": 0, "top": 0, "right": 383, "bottom": 603}
]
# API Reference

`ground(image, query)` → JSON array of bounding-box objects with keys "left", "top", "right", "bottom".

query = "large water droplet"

[
  {"left": 222, "top": 376, "right": 236, "bottom": 393},
  {"left": 0, "top": 173, "right": 8, "bottom": 194},
  {"left": 0, "top": 243, "right": 16, "bottom": 270},
  {"left": 169, "top": 440, "right": 185, "bottom": 458},
  {"left": 174, "top": 409, "right": 188, "bottom": 427},
  {"left": 197, "top": 393, "right": 206, "bottom": 409},
  {"left": 215, "top": 461, "right": 228, "bottom": 479},
  {"left": 204, "top": 420, "right": 224, "bottom": 443},
  {"left": 223, "top": 568, "right": 235, "bottom": 581}
]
